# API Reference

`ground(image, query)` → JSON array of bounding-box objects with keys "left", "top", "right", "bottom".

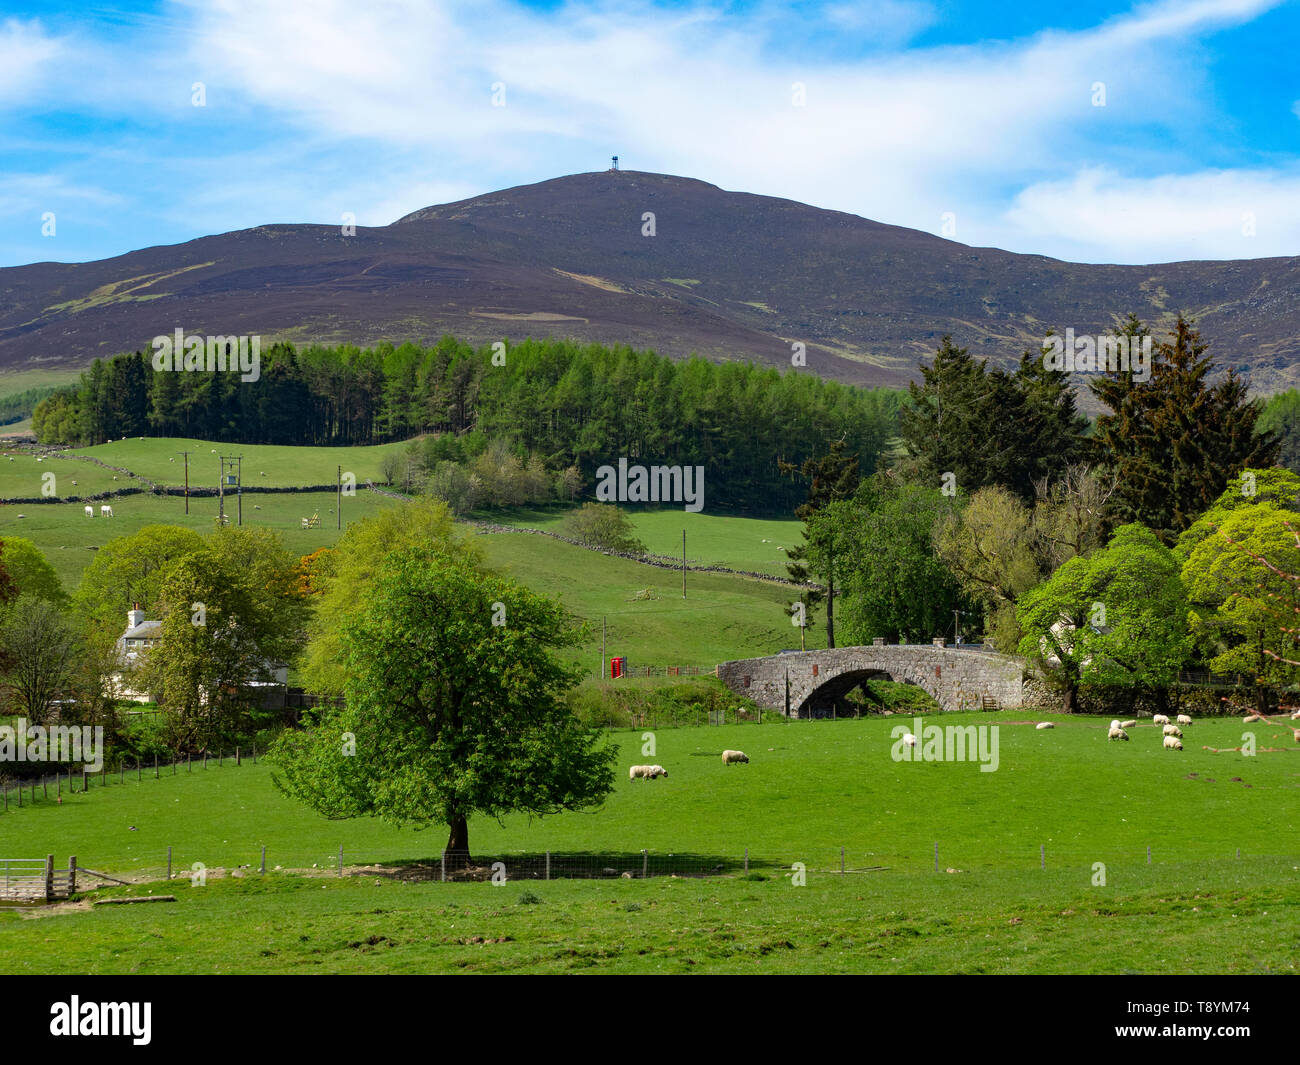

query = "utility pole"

[
  {"left": 601, "top": 616, "right": 607, "bottom": 680},
  {"left": 682, "top": 529, "right": 687, "bottom": 599},
  {"left": 178, "top": 451, "right": 190, "bottom": 514},
  {"left": 337, "top": 465, "right": 342, "bottom": 530},
  {"left": 237, "top": 455, "right": 243, "bottom": 526}
]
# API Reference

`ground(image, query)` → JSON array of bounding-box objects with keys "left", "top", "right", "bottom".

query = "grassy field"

[
  {"left": 1, "top": 715, "right": 1293, "bottom": 874},
  {"left": 64, "top": 437, "right": 413, "bottom": 489},
  {"left": 0, "top": 451, "right": 150, "bottom": 499},
  {"left": 1, "top": 860, "right": 1293, "bottom": 975},
  {"left": 477, "top": 531, "right": 817, "bottom": 669},
  {"left": 1, "top": 714, "right": 1296, "bottom": 974},
  {"left": 477, "top": 505, "right": 803, "bottom": 577},
  {"left": 3, "top": 489, "right": 404, "bottom": 592}
]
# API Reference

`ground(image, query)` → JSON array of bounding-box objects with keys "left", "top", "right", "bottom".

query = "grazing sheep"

[
  {"left": 1108, "top": 726, "right": 1129, "bottom": 741},
  {"left": 1035, "top": 722, "right": 1054, "bottom": 730},
  {"left": 1291, "top": 711, "right": 1300, "bottom": 721},
  {"left": 1162, "top": 724, "right": 1182, "bottom": 738},
  {"left": 1152, "top": 714, "right": 1170, "bottom": 726},
  {"left": 1119, "top": 719, "right": 1137, "bottom": 729},
  {"left": 1293, "top": 729, "right": 1300, "bottom": 744},
  {"left": 629, "top": 764, "right": 667, "bottom": 780},
  {"left": 84, "top": 505, "right": 93, "bottom": 517},
  {"left": 1176, "top": 714, "right": 1192, "bottom": 726},
  {"left": 902, "top": 732, "right": 916, "bottom": 748},
  {"left": 721, "top": 749, "right": 749, "bottom": 765},
  {"left": 1163, "top": 735, "right": 1183, "bottom": 751},
  {"left": 100, "top": 504, "right": 114, "bottom": 517},
  {"left": 1109, "top": 719, "right": 1121, "bottom": 730}
]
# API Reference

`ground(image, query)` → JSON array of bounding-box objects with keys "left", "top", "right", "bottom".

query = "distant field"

[
  {"left": 65, "top": 437, "right": 415, "bottom": 489},
  {"left": 476, "top": 530, "right": 816, "bottom": 670},
  {"left": 473, "top": 505, "right": 803, "bottom": 577},
  {"left": 0, "top": 451, "right": 149, "bottom": 499},
  {"left": 2, "top": 489, "right": 403, "bottom": 591}
]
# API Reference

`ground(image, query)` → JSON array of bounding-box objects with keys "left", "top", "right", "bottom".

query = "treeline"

[
  {"left": 0, "top": 384, "right": 62, "bottom": 427},
  {"left": 32, "top": 337, "right": 903, "bottom": 512}
]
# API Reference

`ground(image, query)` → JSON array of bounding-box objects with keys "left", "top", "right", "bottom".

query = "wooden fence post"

[
  {"left": 82, "top": 769, "right": 88, "bottom": 792},
  {"left": 44, "top": 854, "right": 54, "bottom": 902},
  {"left": 441, "top": 852, "right": 446, "bottom": 882},
  {"left": 236, "top": 747, "right": 241, "bottom": 767},
  {"left": 338, "top": 845, "right": 343, "bottom": 877},
  {"left": 154, "top": 754, "right": 158, "bottom": 779},
  {"left": 641, "top": 849, "right": 648, "bottom": 878},
  {"left": 545, "top": 852, "right": 551, "bottom": 881},
  {"left": 68, "top": 856, "right": 77, "bottom": 895},
  {"left": 260, "top": 845, "right": 266, "bottom": 874},
  {"left": 167, "top": 846, "right": 172, "bottom": 881},
  {"left": 744, "top": 847, "right": 749, "bottom": 875}
]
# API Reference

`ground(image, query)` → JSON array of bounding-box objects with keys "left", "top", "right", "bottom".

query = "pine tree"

[{"left": 1090, "top": 314, "right": 1279, "bottom": 542}]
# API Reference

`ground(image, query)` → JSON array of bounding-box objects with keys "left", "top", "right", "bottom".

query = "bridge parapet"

[{"left": 716, "top": 644, "right": 1025, "bottom": 716}]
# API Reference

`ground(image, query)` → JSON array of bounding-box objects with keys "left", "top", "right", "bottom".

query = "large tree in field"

[
  {"left": 1090, "top": 314, "right": 1279, "bottom": 542},
  {"left": 1017, "top": 524, "right": 1190, "bottom": 713},
  {"left": 297, "top": 498, "right": 482, "bottom": 695},
  {"left": 0, "top": 537, "right": 66, "bottom": 606},
  {"left": 269, "top": 547, "right": 617, "bottom": 861}
]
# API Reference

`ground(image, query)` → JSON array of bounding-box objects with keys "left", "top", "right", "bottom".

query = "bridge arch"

[{"left": 715, "top": 644, "right": 1025, "bottom": 717}]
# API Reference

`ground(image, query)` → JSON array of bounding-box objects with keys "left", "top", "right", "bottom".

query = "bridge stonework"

[{"left": 715, "top": 645, "right": 1025, "bottom": 716}]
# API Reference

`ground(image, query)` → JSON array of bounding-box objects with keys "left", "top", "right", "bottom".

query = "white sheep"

[
  {"left": 1162, "top": 724, "right": 1182, "bottom": 738},
  {"left": 1035, "top": 722, "right": 1054, "bottom": 730},
  {"left": 1163, "top": 735, "right": 1183, "bottom": 751},
  {"left": 629, "top": 765, "right": 667, "bottom": 781},
  {"left": 721, "top": 749, "right": 749, "bottom": 765},
  {"left": 1176, "top": 714, "right": 1192, "bottom": 725},
  {"left": 1291, "top": 711, "right": 1300, "bottom": 721},
  {"left": 1152, "top": 714, "right": 1170, "bottom": 726},
  {"left": 1119, "top": 719, "right": 1137, "bottom": 729},
  {"left": 902, "top": 732, "right": 916, "bottom": 748},
  {"left": 1108, "top": 726, "right": 1129, "bottom": 741},
  {"left": 84, "top": 505, "right": 93, "bottom": 517},
  {"left": 101, "top": 504, "right": 114, "bottom": 517},
  {"left": 1109, "top": 719, "right": 1121, "bottom": 730}
]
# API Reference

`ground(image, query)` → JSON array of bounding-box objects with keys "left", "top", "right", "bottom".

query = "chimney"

[{"left": 127, "top": 602, "right": 145, "bottom": 630}]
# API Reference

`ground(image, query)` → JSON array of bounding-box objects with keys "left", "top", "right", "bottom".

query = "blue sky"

[{"left": 2, "top": 0, "right": 1298, "bottom": 268}]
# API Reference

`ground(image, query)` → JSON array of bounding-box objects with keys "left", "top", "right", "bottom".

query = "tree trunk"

[
  {"left": 826, "top": 572, "right": 835, "bottom": 650},
  {"left": 445, "top": 813, "right": 470, "bottom": 867},
  {"left": 1062, "top": 679, "right": 1077, "bottom": 715}
]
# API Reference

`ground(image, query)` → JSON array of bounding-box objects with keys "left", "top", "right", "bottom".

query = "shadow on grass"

[{"left": 377, "top": 851, "right": 780, "bottom": 882}]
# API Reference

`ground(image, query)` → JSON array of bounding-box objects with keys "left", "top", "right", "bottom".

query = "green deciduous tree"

[
  {"left": 0, "top": 595, "right": 78, "bottom": 724},
  {"left": 562, "top": 502, "right": 647, "bottom": 554},
  {"left": 269, "top": 546, "right": 617, "bottom": 860},
  {"left": 1017, "top": 525, "right": 1190, "bottom": 713},
  {"left": 297, "top": 498, "right": 481, "bottom": 696},
  {"left": 0, "top": 536, "right": 66, "bottom": 606}
]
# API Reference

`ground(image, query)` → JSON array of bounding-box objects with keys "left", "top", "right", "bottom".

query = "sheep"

[
  {"left": 84, "top": 505, "right": 94, "bottom": 517},
  {"left": 1163, "top": 735, "right": 1183, "bottom": 751},
  {"left": 1152, "top": 714, "right": 1170, "bottom": 726},
  {"left": 101, "top": 504, "right": 114, "bottom": 517},
  {"left": 1162, "top": 724, "right": 1182, "bottom": 738},
  {"left": 629, "top": 765, "right": 668, "bottom": 781},
  {"left": 1119, "top": 719, "right": 1137, "bottom": 729},
  {"left": 1108, "top": 726, "right": 1129, "bottom": 741},
  {"left": 1035, "top": 722, "right": 1054, "bottom": 730},
  {"left": 1291, "top": 711, "right": 1300, "bottom": 721},
  {"left": 721, "top": 749, "right": 749, "bottom": 765},
  {"left": 1244, "top": 713, "right": 1263, "bottom": 723},
  {"left": 1176, "top": 714, "right": 1193, "bottom": 726},
  {"left": 902, "top": 732, "right": 916, "bottom": 748},
  {"left": 1109, "top": 719, "right": 1121, "bottom": 731}
]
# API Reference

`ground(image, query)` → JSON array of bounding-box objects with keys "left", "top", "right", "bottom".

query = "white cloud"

[
  {"left": 0, "top": 18, "right": 66, "bottom": 101},
  {"left": 4, "top": 0, "right": 1296, "bottom": 263}
]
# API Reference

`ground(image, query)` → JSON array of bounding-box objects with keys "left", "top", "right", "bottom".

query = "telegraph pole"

[
  {"left": 682, "top": 529, "right": 687, "bottom": 599},
  {"left": 237, "top": 455, "right": 243, "bottom": 526},
  {"left": 337, "top": 465, "right": 342, "bottom": 530},
  {"left": 178, "top": 451, "right": 190, "bottom": 514},
  {"left": 601, "top": 616, "right": 607, "bottom": 681}
]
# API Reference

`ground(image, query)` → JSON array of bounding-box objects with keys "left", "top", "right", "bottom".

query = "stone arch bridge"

[{"left": 716, "top": 642, "right": 1025, "bottom": 717}]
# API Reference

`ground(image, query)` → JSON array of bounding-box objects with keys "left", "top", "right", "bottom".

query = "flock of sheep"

[
  {"left": 1105, "top": 712, "right": 1194, "bottom": 750},
  {"left": 628, "top": 749, "right": 749, "bottom": 781}
]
